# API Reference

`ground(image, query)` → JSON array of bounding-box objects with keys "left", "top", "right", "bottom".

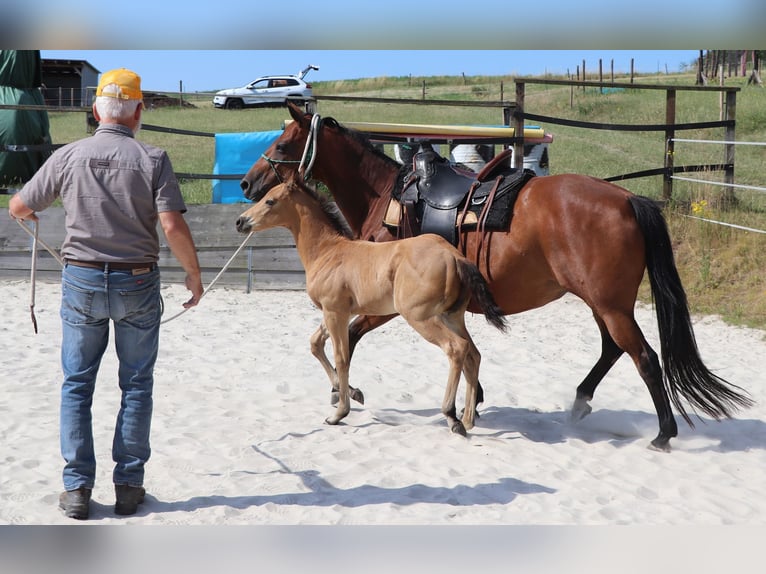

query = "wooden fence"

[
  {"left": 0, "top": 204, "right": 306, "bottom": 290},
  {"left": 1, "top": 82, "right": 748, "bottom": 287}
]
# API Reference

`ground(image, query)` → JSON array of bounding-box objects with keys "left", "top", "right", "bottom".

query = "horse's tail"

[
  {"left": 457, "top": 259, "right": 508, "bottom": 332},
  {"left": 629, "top": 195, "right": 754, "bottom": 426}
]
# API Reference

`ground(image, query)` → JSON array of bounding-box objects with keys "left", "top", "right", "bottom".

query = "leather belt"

[{"left": 66, "top": 260, "right": 156, "bottom": 274}]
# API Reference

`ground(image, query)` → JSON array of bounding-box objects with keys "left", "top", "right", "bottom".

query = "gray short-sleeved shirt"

[{"left": 18, "top": 123, "right": 187, "bottom": 263}]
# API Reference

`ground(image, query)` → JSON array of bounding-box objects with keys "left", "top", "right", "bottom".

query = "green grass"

[{"left": 3, "top": 71, "right": 765, "bottom": 330}]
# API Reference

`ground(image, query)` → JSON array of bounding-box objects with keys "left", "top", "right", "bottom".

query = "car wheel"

[{"left": 226, "top": 98, "right": 244, "bottom": 110}]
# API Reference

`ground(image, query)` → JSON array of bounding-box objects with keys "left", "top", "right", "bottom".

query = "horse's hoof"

[
  {"left": 450, "top": 421, "right": 467, "bottom": 437},
  {"left": 648, "top": 437, "right": 672, "bottom": 453},
  {"left": 350, "top": 388, "right": 365, "bottom": 405},
  {"left": 324, "top": 417, "right": 340, "bottom": 426},
  {"left": 570, "top": 399, "right": 592, "bottom": 421}
]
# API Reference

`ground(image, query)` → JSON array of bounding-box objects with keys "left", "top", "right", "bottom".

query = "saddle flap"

[{"left": 412, "top": 150, "right": 475, "bottom": 210}]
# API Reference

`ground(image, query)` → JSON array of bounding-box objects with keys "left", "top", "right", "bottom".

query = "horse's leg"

[
  {"left": 348, "top": 313, "right": 398, "bottom": 357},
  {"left": 406, "top": 316, "right": 470, "bottom": 436},
  {"left": 571, "top": 312, "right": 625, "bottom": 421},
  {"left": 311, "top": 321, "right": 365, "bottom": 406},
  {"left": 599, "top": 310, "right": 677, "bottom": 452},
  {"left": 323, "top": 312, "right": 353, "bottom": 426}
]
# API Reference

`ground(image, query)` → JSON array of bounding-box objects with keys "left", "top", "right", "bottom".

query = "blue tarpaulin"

[{"left": 211, "top": 130, "right": 282, "bottom": 203}]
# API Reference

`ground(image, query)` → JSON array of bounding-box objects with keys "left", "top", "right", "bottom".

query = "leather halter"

[{"left": 260, "top": 113, "right": 321, "bottom": 183}]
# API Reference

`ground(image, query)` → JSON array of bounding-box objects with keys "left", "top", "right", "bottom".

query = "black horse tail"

[
  {"left": 457, "top": 259, "right": 508, "bottom": 333},
  {"left": 629, "top": 195, "right": 754, "bottom": 426}
]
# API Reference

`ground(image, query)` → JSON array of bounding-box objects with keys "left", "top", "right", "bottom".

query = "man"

[{"left": 8, "top": 68, "right": 204, "bottom": 520}]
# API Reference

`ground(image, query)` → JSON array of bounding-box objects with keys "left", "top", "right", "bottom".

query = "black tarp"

[{"left": 0, "top": 50, "right": 52, "bottom": 190}]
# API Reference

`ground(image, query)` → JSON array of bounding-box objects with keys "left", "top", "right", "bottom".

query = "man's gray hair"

[{"left": 94, "top": 85, "right": 142, "bottom": 121}]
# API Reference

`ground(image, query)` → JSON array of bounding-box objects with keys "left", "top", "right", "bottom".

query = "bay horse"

[
  {"left": 239, "top": 103, "right": 753, "bottom": 452},
  {"left": 235, "top": 176, "right": 508, "bottom": 435}
]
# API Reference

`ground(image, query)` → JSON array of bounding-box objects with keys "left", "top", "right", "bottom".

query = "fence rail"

[{"left": 0, "top": 204, "right": 307, "bottom": 291}]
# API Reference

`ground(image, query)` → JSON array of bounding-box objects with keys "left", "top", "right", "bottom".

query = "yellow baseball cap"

[{"left": 96, "top": 68, "right": 143, "bottom": 100}]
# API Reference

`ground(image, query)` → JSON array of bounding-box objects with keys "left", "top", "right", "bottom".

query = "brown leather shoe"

[
  {"left": 59, "top": 487, "right": 92, "bottom": 520},
  {"left": 114, "top": 484, "right": 146, "bottom": 516}
]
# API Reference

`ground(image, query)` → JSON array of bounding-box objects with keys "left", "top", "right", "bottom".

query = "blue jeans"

[{"left": 60, "top": 263, "right": 161, "bottom": 491}]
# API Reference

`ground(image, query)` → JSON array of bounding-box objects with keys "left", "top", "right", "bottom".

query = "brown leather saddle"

[{"left": 386, "top": 144, "right": 535, "bottom": 246}]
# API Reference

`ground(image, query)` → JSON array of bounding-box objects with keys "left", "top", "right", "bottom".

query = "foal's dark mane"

[{"left": 291, "top": 178, "right": 355, "bottom": 239}]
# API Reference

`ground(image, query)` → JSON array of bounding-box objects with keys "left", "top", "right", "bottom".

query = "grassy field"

[{"left": 4, "top": 71, "right": 765, "bottom": 330}]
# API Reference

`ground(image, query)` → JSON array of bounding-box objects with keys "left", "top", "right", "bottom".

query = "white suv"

[{"left": 213, "top": 64, "right": 319, "bottom": 110}]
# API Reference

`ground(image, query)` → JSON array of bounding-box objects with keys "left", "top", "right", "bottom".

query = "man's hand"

[{"left": 183, "top": 273, "right": 204, "bottom": 308}]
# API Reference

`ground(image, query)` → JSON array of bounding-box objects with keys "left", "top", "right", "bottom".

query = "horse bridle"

[{"left": 260, "top": 113, "right": 322, "bottom": 183}]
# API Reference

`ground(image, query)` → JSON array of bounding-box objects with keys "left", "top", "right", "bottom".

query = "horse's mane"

[
  {"left": 323, "top": 117, "right": 399, "bottom": 166},
  {"left": 291, "top": 178, "right": 355, "bottom": 239},
  {"left": 322, "top": 116, "right": 412, "bottom": 197}
]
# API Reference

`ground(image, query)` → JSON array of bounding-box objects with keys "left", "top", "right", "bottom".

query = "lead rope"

[
  {"left": 160, "top": 230, "right": 254, "bottom": 324},
  {"left": 28, "top": 221, "right": 39, "bottom": 334},
  {"left": 17, "top": 219, "right": 63, "bottom": 334},
  {"left": 15, "top": 218, "right": 254, "bottom": 328}
]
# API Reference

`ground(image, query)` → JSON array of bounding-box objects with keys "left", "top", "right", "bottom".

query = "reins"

[{"left": 15, "top": 218, "right": 254, "bottom": 330}]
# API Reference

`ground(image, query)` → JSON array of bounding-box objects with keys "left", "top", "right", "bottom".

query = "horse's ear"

[{"left": 288, "top": 102, "right": 308, "bottom": 125}]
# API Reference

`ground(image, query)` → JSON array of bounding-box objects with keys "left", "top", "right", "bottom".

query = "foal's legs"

[
  {"left": 349, "top": 313, "right": 485, "bottom": 409},
  {"left": 459, "top": 339, "right": 482, "bottom": 432},
  {"left": 311, "top": 321, "right": 364, "bottom": 405},
  {"left": 441, "top": 313, "right": 483, "bottom": 431},
  {"left": 323, "top": 312, "right": 353, "bottom": 426},
  {"left": 406, "top": 315, "right": 474, "bottom": 436}
]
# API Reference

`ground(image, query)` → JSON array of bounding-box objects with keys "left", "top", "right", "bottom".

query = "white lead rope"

[
  {"left": 28, "top": 221, "right": 39, "bottom": 334},
  {"left": 160, "top": 231, "right": 255, "bottom": 324},
  {"left": 15, "top": 218, "right": 255, "bottom": 328},
  {"left": 16, "top": 219, "right": 65, "bottom": 265}
]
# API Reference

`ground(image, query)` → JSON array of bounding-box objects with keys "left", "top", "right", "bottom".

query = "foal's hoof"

[
  {"left": 330, "top": 388, "right": 364, "bottom": 406},
  {"left": 350, "top": 388, "right": 365, "bottom": 405},
  {"left": 458, "top": 408, "right": 480, "bottom": 420},
  {"left": 450, "top": 421, "right": 467, "bottom": 437},
  {"left": 570, "top": 399, "right": 593, "bottom": 421}
]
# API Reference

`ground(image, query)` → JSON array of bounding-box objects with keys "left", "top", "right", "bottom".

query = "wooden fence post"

[
  {"left": 722, "top": 89, "right": 737, "bottom": 207},
  {"left": 663, "top": 88, "right": 676, "bottom": 201},
  {"left": 514, "top": 81, "right": 525, "bottom": 170}
]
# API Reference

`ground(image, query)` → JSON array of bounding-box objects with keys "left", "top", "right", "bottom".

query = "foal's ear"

[{"left": 284, "top": 172, "right": 300, "bottom": 188}]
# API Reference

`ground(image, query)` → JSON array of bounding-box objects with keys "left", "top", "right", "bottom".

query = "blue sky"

[{"left": 39, "top": 50, "right": 703, "bottom": 93}]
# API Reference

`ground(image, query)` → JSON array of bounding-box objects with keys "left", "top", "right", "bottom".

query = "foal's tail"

[
  {"left": 629, "top": 195, "right": 754, "bottom": 426},
  {"left": 457, "top": 259, "right": 508, "bottom": 332}
]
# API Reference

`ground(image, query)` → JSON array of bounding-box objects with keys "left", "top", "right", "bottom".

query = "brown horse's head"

[{"left": 240, "top": 103, "right": 311, "bottom": 202}]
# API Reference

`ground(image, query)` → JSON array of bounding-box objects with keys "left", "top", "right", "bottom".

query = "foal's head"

[{"left": 235, "top": 177, "right": 353, "bottom": 238}]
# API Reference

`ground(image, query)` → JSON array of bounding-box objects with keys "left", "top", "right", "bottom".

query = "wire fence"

[{"left": 669, "top": 137, "right": 766, "bottom": 234}]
